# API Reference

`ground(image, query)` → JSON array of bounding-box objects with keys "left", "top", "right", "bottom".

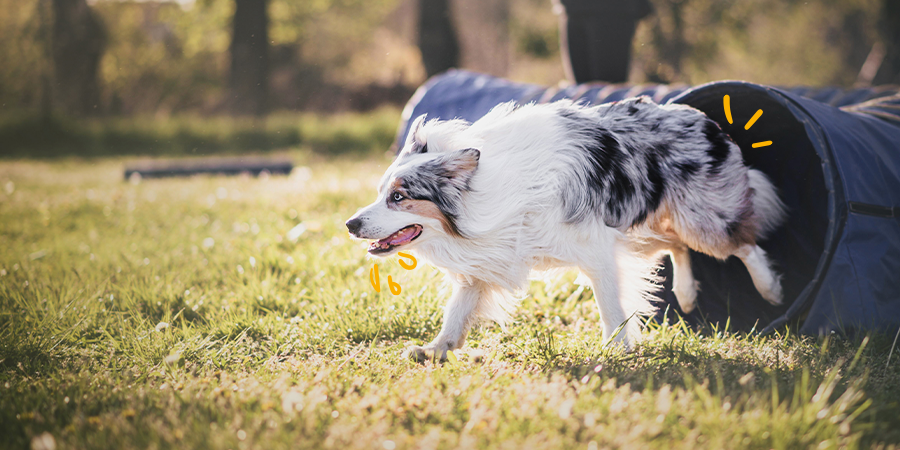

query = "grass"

[
  {"left": 0, "top": 108, "right": 400, "bottom": 158},
  {"left": 1, "top": 122, "right": 899, "bottom": 449}
]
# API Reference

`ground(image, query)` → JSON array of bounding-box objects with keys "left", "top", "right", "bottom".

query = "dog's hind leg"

[
  {"left": 733, "top": 244, "right": 783, "bottom": 305},
  {"left": 669, "top": 245, "right": 699, "bottom": 313},
  {"left": 629, "top": 237, "right": 697, "bottom": 314}
]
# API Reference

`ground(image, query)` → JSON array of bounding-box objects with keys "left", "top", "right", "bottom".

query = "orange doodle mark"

[
  {"left": 723, "top": 95, "right": 773, "bottom": 149},
  {"left": 370, "top": 254, "right": 416, "bottom": 295},
  {"left": 744, "top": 109, "right": 763, "bottom": 130},
  {"left": 388, "top": 276, "right": 401, "bottom": 295},
  {"left": 370, "top": 264, "right": 381, "bottom": 291},
  {"left": 723, "top": 95, "right": 733, "bottom": 124},
  {"left": 397, "top": 252, "right": 417, "bottom": 270}
]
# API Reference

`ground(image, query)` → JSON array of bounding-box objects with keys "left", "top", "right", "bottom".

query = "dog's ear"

[
  {"left": 403, "top": 114, "right": 428, "bottom": 153},
  {"left": 433, "top": 148, "right": 480, "bottom": 189}
]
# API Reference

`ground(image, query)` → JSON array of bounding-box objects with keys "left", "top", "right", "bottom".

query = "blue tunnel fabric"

[
  {"left": 697, "top": 86, "right": 900, "bottom": 336},
  {"left": 783, "top": 93, "right": 900, "bottom": 335},
  {"left": 395, "top": 70, "right": 900, "bottom": 336},
  {"left": 395, "top": 70, "right": 899, "bottom": 148}
]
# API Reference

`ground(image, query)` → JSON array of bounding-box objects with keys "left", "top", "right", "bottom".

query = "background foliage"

[
  {"left": 634, "top": 0, "right": 883, "bottom": 86},
  {"left": 0, "top": 0, "right": 888, "bottom": 118}
]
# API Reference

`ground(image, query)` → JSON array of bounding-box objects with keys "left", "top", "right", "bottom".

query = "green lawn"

[
  {"left": 1, "top": 122, "right": 899, "bottom": 449},
  {"left": 0, "top": 109, "right": 400, "bottom": 158}
]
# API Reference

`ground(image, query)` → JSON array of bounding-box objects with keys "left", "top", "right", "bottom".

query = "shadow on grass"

[
  {"left": 0, "top": 343, "right": 55, "bottom": 376},
  {"left": 526, "top": 326, "right": 900, "bottom": 448}
]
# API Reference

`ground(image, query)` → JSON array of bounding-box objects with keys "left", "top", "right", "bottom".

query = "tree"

[
  {"left": 50, "top": 0, "right": 106, "bottom": 116},
  {"left": 229, "top": 0, "right": 270, "bottom": 116},
  {"left": 418, "top": 0, "right": 459, "bottom": 78}
]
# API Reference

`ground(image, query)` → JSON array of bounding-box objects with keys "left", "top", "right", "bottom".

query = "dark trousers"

[
  {"left": 556, "top": 0, "right": 650, "bottom": 84},
  {"left": 559, "top": 12, "right": 638, "bottom": 84}
]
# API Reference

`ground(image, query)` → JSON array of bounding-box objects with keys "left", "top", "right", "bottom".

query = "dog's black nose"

[{"left": 345, "top": 217, "right": 363, "bottom": 235}]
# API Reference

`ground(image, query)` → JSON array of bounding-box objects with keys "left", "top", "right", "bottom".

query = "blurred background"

[{"left": 0, "top": 0, "right": 897, "bottom": 157}]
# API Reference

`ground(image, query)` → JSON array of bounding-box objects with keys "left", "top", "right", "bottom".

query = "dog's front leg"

[
  {"left": 404, "top": 278, "right": 484, "bottom": 363},
  {"left": 580, "top": 246, "right": 640, "bottom": 351}
]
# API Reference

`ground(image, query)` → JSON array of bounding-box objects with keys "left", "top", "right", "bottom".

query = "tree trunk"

[
  {"left": 229, "top": 0, "right": 270, "bottom": 117},
  {"left": 454, "top": 0, "right": 509, "bottom": 78},
  {"left": 418, "top": 0, "right": 459, "bottom": 78},
  {"left": 50, "top": 0, "right": 106, "bottom": 116}
]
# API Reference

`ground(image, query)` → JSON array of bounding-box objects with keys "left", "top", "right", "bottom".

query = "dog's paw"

[
  {"left": 402, "top": 345, "right": 447, "bottom": 364},
  {"left": 605, "top": 332, "right": 636, "bottom": 353}
]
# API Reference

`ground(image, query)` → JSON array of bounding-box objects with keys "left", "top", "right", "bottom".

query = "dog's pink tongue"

[{"left": 388, "top": 226, "right": 419, "bottom": 245}]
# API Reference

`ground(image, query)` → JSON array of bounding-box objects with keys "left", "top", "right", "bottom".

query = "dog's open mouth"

[{"left": 368, "top": 224, "right": 423, "bottom": 255}]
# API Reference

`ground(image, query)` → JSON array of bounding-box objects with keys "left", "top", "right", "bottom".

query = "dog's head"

[{"left": 346, "top": 115, "right": 480, "bottom": 256}]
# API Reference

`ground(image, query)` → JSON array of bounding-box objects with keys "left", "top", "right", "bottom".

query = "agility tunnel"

[{"left": 394, "top": 70, "right": 900, "bottom": 336}]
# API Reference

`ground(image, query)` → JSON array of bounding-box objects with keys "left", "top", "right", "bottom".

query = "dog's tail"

[{"left": 748, "top": 169, "right": 788, "bottom": 240}]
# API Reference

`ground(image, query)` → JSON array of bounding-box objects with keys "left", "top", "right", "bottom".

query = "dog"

[{"left": 346, "top": 97, "right": 787, "bottom": 359}]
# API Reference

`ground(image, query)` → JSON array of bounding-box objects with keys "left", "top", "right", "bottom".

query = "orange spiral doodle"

[
  {"left": 397, "top": 252, "right": 417, "bottom": 270},
  {"left": 368, "top": 254, "right": 417, "bottom": 295},
  {"left": 388, "top": 276, "right": 401, "bottom": 295}
]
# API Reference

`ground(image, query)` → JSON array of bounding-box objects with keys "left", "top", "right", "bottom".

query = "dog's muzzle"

[{"left": 345, "top": 217, "right": 363, "bottom": 237}]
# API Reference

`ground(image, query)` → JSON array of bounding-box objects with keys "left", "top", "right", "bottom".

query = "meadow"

[{"left": 1, "top": 112, "right": 900, "bottom": 450}]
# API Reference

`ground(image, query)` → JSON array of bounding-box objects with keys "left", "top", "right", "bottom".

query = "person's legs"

[
  {"left": 556, "top": 0, "right": 649, "bottom": 84},
  {"left": 564, "top": 14, "right": 636, "bottom": 83}
]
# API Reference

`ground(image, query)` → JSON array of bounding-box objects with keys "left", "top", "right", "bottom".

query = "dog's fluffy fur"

[{"left": 346, "top": 97, "right": 787, "bottom": 357}]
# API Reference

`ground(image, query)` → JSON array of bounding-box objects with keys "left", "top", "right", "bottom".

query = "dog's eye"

[{"left": 392, "top": 192, "right": 404, "bottom": 202}]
